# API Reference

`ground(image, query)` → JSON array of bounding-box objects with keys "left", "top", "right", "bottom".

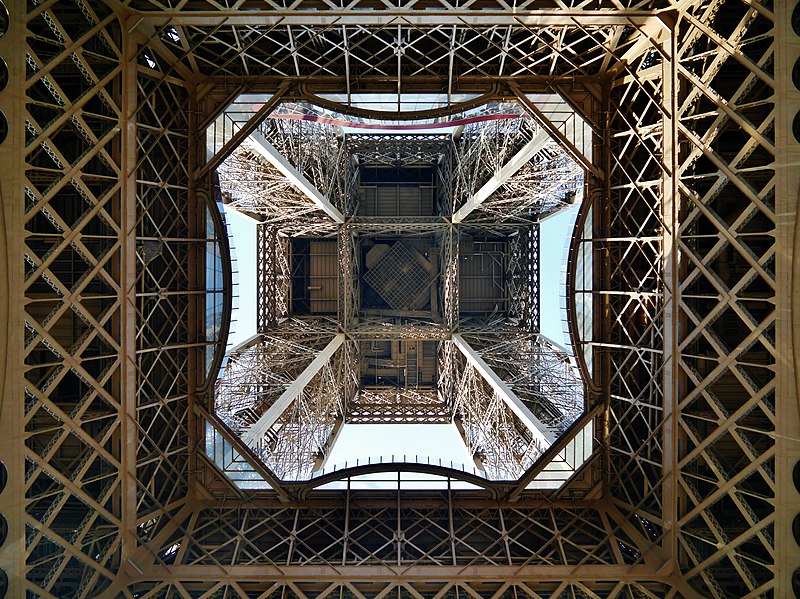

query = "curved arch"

[
  {"left": 298, "top": 462, "right": 499, "bottom": 498},
  {"left": 198, "top": 182, "right": 236, "bottom": 392},
  {"left": 269, "top": 111, "right": 526, "bottom": 131},
  {"left": 565, "top": 188, "right": 601, "bottom": 395},
  {"left": 297, "top": 83, "right": 503, "bottom": 122}
]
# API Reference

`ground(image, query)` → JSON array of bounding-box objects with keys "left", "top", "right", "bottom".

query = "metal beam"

[
  {"left": 248, "top": 130, "right": 346, "bottom": 223},
  {"left": 312, "top": 417, "right": 344, "bottom": 472},
  {"left": 241, "top": 334, "right": 346, "bottom": 447},
  {"left": 134, "top": 12, "right": 666, "bottom": 27},
  {"left": 507, "top": 403, "right": 602, "bottom": 501},
  {"left": 196, "top": 405, "right": 291, "bottom": 501},
  {"left": 509, "top": 83, "right": 604, "bottom": 181},
  {"left": 136, "top": 562, "right": 665, "bottom": 582},
  {"left": 452, "top": 334, "right": 556, "bottom": 446},
  {"left": 196, "top": 82, "right": 289, "bottom": 181},
  {"left": 452, "top": 128, "right": 552, "bottom": 223}
]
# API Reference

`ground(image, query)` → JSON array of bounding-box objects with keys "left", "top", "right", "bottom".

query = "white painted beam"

[
  {"left": 248, "top": 130, "right": 346, "bottom": 223},
  {"left": 241, "top": 334, "right": 346, "bottom": 447},
  {"left": 228, "top": 333, "right": 265, "bottom": 357},
  {"left": 452, "top": 334, "right": 556, "bottom": 446},
  {"left": 452, "top": 128, "right": 551, "bottom": 223}
]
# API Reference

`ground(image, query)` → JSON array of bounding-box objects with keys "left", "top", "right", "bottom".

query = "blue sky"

[{"left": 539, "top": 204, "right": 579, "bottom": 347}]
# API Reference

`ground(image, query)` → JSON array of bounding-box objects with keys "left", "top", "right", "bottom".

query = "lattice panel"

[
  {"left": 2, "top": 0, "right": 789, "bottom": 597},
  {"left": 673, "top": 0, "right": 777, "bottom": 595},
  {"left": 363, "top": 242, "right": 431, "bottom": 310},
  {"left": 348, "top": 389, "right": 450, "bottom": 424},
  {"left": 120, "top": 499, "right": 652, "bottom": 576},
  {"left": 130, "top": 21, "right": 644, "bottom": 82},
  {"left": 133, "top": 45, "right": 195, "bottom": 552},
  {"left": 22, "top": 2, "right": 124, "bottom": 596}
]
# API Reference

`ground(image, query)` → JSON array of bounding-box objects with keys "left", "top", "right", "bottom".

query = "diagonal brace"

[
  {"left": 452, "top": 128, "right": 552, "bottom": 223},
  {"left": 510, "top": 83, "right": 604, "bottom": 182},
  {"left": 241, "top": 334, "right": 346, "bottom": 447},
  {"left": 196, "top": 82, "right": 290, "bottom": 181},
  {"left": 248, "top": 129, "right": 346, "bottom": 223},
  {"left": 453, "top": 334, "right": 556, "bottom": 447}
]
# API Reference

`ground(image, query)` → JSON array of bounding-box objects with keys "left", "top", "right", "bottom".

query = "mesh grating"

[{"left": 363, "top": 242, "right": 430, "bottom": 310}]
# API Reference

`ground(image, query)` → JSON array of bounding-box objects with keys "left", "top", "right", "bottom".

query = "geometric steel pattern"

[
  {"left": 363, "top": 242, "right": 431, "bottom": 310},
  {"left": 218, "top": 116, "right": 578, "bottom": 479},
  {"left": 0, "top": 1, "right": 796, "bottom": 598}
]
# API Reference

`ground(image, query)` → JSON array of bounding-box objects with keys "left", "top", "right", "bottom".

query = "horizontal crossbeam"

[
  {"left": 135, "top": 12, "right": 668, "bottom": 27},
  {"left": 135, "top": 563, "right": 665, "bottom": 582}
]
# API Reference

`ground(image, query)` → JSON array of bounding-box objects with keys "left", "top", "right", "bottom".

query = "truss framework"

[
  {"left": 220, "top": 114, "right": 582, "bottom": 480},
  {"left": 0, "top": 1, "right": 792, "bottom": 598}
]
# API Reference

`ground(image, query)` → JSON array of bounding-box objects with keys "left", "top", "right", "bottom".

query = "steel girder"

[{"left": 0, "top": 0, "right": 792, "bottom": 598}]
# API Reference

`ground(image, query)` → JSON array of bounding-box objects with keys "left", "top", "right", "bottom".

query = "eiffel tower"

[{"left": 0, "top": 0, "right": 797, "bottom": 597}]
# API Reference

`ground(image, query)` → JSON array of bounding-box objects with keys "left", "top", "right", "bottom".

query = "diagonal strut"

[
  {"left": 241, "top": 334, "right": 347, "bottom": 447},
  {"left": 248, "top": 130, "right": 346, "bottom": 223},
  {"left": 452, "top": 128, "right": 552, "bottom": 223},
  {"left": 453, "top": 334, "right": 556, "bottom": 447}
]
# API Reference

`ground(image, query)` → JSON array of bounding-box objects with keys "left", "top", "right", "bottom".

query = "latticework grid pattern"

[
  {"left": 0, "top": 0, "right": 794, "bottom": 597},
  {"left": 363, "top": 242, "right": 431, "bottom": 310}
]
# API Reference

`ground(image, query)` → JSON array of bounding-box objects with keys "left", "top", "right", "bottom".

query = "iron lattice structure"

[
  {"left": 0, "top": 1, "right": 796, "bottom": 598},
  {"left": 213, "top": 111, "right": 582, "bottom": 482}
]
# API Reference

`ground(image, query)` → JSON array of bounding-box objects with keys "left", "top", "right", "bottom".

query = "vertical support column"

[
  {"left": 258, "top": 225, "right": 289, "bottom": 332},
  {"left": 598, "top": 81, "right": 613, "bottom": 495},
  {"left": 187, "top": 93, "right": 202, "bottom": 505},
  {"left": 120, "top": 16, "right": 140, "bottom": 567},
  {"left": 342, "top": 483, "right": 351, "bottom": 565},
  {"left": 0, "top": 4, "right": 26, "bottom": 594},
  {"left": 660, "top": 31, "right": 681, "bottom": 569},
  {"left": 338, "top": 224, "right": 350, "bottom": 329},
  {"left": 447, "top": 483, "right": 457, "bottom": 565},
  {"left": 443, "top": 223, "right": 458, "bottom": 330},
  {"left": 774, "top": 4, "right": 800, "bottom": 595},
  {"left": 257, "top": 223, "right": 273, "bottom": 331}
]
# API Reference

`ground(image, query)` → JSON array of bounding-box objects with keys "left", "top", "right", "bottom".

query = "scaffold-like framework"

[
  {"left": 214, "top": 107, "right": 581, "bottom": 483},
  {"left": 1, "top": 1, "right": 794, "bottom": 598},
  {"left": 258, "top": 116, "right": 349, "bottom": 214},
  {"left": 218, "top": 148, "right": 329, "bottom": 224}
]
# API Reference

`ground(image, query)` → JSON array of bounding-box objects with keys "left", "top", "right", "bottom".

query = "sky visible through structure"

[{"left": 224, "top": 202, "right": 579, "bottom": 471}]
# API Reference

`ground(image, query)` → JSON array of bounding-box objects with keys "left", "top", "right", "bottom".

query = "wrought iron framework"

[
  {"left": 0, "top": 0, "right": 795, "bottom": 598},
  {"left": 216, "top": 113, "right": 580, "bottom": 481}
]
